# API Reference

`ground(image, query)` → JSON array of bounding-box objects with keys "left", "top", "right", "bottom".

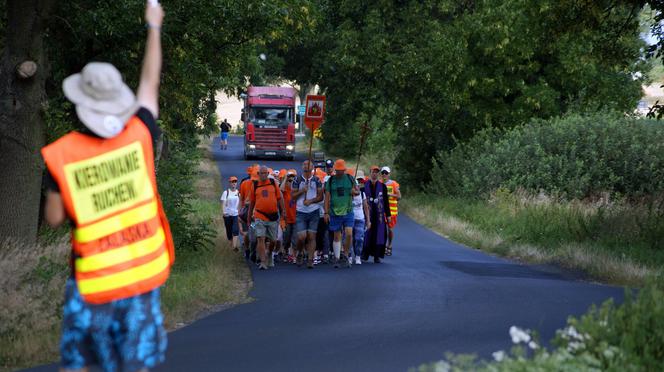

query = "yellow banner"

[{"left": 64, "top": 142, "right": 154, "bottom": 224}]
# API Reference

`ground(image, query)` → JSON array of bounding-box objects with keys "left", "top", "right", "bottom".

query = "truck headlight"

[
  {"left": 249, "top": 145, "right": 256, "bottom": 149},
  {"left": 286, "top": 145, "right": 294, "bottom": 151}
]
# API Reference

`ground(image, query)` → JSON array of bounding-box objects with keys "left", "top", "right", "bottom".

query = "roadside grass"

[
  {"left": 0, "top": 137, "right": 251, "bottom": 371},
  {"left": 161, "top": 140, "right": 252, "bottom": 328},
  {"left": 0, "top": 235, "right": 69, "bottom": 371},
  {"left": 401, "top": 192, "right": 662, "bottom": 287}
]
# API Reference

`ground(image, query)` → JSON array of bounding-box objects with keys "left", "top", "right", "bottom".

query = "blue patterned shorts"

[{"left": 60, "top": 278, "right": 167, "bottom": 372}]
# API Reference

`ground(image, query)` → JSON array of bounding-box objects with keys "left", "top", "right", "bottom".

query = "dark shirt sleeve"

[
  {"left": 136, "top": 107, "right": 161, "bottom": 144},
  {"left": 44, "top": 170, "right": 59, "bottom": 192}
]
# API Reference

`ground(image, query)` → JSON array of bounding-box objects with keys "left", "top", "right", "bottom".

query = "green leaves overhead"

[{"left": 274, "top": 0, "right": 647, "bottom": 187}]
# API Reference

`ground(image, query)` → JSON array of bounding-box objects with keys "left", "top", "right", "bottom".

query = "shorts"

[
  {"left": 388, "top": 215, "right": 397, "bottom": 229},
  {"left": 254, "top": 219, "right": 278, "bottom": 240},
  {"left": 220, "top": 132, "right": 229, "bottom": 141},
  {"left": 329, "top": 212, "right": 354, "bottom": 232},
  {"left": 296, "top": 210, "right": 320, "bottom": 234},
  {"left": 223, "top": 215, "right": 239, "bottom": 240},
  {"left": 60, "top": 278, "right": 167, "bottom": 372}
]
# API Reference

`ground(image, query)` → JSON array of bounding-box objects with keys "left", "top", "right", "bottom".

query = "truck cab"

[{"left": 242, "top": 86, "right": 296, "bottom": 160}]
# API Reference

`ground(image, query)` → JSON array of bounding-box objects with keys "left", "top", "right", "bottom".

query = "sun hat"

[
  {"left": 63, "top": 62, "right": 138, "bottom": 138},
  {"left": 334, "top": 159, "right": 346, "bottom": 171},
  {"left": 381, "top": 166, "right": 391, "bottom": 173},
  {"left": 279, "top": 169, "right": 287, "bottom": 178},
  {"left": 356, "top": 170, "right": 366, "bottom": 180}
]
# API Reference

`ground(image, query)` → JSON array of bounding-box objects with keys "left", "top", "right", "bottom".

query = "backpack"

[
  {"left": 253, "top": 179, "right": 280, "bottom": 221},
  {"left": 325, "top": 174, "right": 356, "bottom": 194}
]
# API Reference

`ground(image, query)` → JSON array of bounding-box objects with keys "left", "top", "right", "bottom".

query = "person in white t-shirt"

[
  {"left": 351, "top": 170, "right": 370, "bottom": 265},
  {"left": 221, "top": 176, "right": 241, "bottom": 251}
]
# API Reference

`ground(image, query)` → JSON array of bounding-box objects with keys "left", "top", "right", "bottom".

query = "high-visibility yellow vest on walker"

[
  {"left": 385, "top": 180, "right": 399, "bottom": 216},
  {"left": 42, "top": 116, "right": 175, "bottom": 304}
]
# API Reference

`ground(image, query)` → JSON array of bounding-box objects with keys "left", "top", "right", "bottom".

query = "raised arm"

[{"left": 136, "top": 2, "right": 164, "bottom": 118}]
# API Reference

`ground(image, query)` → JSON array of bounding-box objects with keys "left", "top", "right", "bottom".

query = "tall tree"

[{"left": 0, "top": 0, "right": 55, "bottom": 242}]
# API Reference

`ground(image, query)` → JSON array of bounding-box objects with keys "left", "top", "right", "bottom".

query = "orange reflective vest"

[
  {"left": 42, "top": 117, "right": 174, "bottom": 304},
  {"left": 385, "top": 180, "right": 399, "bottom": 216}
]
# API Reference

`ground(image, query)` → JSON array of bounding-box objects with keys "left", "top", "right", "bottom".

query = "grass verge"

[
  {"left": 161, "top": 139, "right": 251, "bottom": 328},
  {"left": 401, "top": 191, "right": 662, "bottom": 287},
  {"left": 0, "top": 138, "right": 251, "bottom": 371}
]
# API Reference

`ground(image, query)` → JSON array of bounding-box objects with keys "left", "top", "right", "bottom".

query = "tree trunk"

[{"left": 0, "top": 0, "right": 56, "bottom": 243}]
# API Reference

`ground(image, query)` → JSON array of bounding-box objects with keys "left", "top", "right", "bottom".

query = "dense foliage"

[
  {"left": 273, "top": 0, "right": 648, "bottom": 187},
  {"left": 35, "top": 0, "right": 316, "bottom": 250},
  {"left": 430, "top": 113, "right": 664, "bottom": 199}
]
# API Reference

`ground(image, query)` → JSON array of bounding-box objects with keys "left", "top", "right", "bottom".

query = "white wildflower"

[
  {"left": 567, "top": 341, "right": 585, "bottom": 352},
  {"left": 492, "top": 350, "right": 506, "bottom": 362},
  {"left": 528, "top": 341, "right": 539, "bottom": 350},
  {"left": 509, "top": 326, "right": 531, "bottom": 344},
  {"left": 566, "top": 326, "right": 582, "bottom": 340},
  {"left": 433, "top": 360, "right": 451, "bottom": 372}
]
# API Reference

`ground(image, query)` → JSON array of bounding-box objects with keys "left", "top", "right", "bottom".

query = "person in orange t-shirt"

[
  {"left": 238, "top": 165, "right": 258, "bottom": 259},
  {"left": 249, "top": 165, "right": 285, "bottom": 270},
  {"left": 280, "top": 169, "right": 298, "bottom": 261}
]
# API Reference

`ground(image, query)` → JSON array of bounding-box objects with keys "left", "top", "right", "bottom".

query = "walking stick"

[
  {"left": 308, "top": 127, "right": 315, "bottom": 164},
  {"left": 354, "top": 121, "right": 370, "bottom": 178}
]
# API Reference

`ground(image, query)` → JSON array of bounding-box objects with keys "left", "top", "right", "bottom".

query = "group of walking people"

[{"left": 221, "top": 159, "right": 401, "bottom": 270}]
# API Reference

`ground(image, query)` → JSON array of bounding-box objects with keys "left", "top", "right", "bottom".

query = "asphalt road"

[
  {"left": 157, "top": 135, "right": 623, "bottom": 371},
  {"left": 28, "top": 135, "right": 624, "bottom": 371}
]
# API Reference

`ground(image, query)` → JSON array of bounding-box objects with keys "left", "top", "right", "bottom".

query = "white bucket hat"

[{"left": 63, "top": 62, "right": 138, "bottom": 138}]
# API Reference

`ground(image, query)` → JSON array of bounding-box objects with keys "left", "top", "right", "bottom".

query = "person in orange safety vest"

[
  {"left": 381, "top": 166, "right": 401, "bottom": 256},
  {"left": 41, "top": 3, "right": 172, "bottom": 371}
]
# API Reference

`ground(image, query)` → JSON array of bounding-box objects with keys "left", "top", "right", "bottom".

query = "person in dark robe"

[{"left": 362, "top": 165, "right": 392, "bottom": 263}]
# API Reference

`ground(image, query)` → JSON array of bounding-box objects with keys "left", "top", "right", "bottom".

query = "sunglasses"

[
  {"left": 381, "top": 171, "right": 389, "bottom": 175},
  {"left": 230, "top": 180, "right": 237, "bottom": 183}
]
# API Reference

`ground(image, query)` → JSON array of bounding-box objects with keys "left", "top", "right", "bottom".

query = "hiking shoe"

[
  {"left": 307, "top": 260, "right": 314, "bottom": 269},
  {"left": 268, "top": 255, "right": 275, "bottom": 268},
  {"left": 313, "top": 255, "right": 321, "bottom": 265},
  {"left": 340, "top": 254, "right": 350, "bottom": 268},
  {"left": 354, "top": 256, "right": 361, "bottom": 265},
  {"left": 259, "top": 263, "right": 268, "bottom": 270},
  {"left": 374, "top": 257, "right": 381, "bottom": 264},
  {"left": 322, "top": 255, "right": 329, "bottom": 264},
  {"left": 295, "top": 254, "right": 303, "bottom": 266}
]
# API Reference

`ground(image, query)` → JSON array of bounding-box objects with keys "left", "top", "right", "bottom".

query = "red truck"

[{"left": 241, "top": 86, "right": 296, "bottom": 160}]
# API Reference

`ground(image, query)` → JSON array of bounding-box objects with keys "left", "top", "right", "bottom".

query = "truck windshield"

[{"left": 249, "top": 107, "right": 292, "bottom": 124}]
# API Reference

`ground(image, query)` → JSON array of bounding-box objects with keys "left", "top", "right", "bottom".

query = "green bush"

[
  {"left": 431, "top": 112, "right": 664, "bottom": 199},
  {"left": 414, "top": 281, "right": 664, "bottom": 372},
  {"left": 157, "top": 138, "right": 215, "bottom": 252}
]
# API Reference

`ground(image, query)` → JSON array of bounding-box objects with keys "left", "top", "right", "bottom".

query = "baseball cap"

[
  {"left": 63, "top": 62, "right": 138, "bottom": 138},
  {"left": 287, "top": 169, "right": 297, "bottom": 176},
  {"left": 356, "top": 170, "right": 366, "bottom": 180},
  {"left": 381, "top": 166, "right": 391, "bottom": 173},
  {"left": 370, "top": 165, "right": 380, "bottom": 171},
  {"left": 325, "top": 159, "right": 334, "bottom": 168},
  {"left": 334, "top": 159, "right": 346, "bottom": 171}
]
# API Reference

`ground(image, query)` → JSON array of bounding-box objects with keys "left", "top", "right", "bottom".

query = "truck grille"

[{"left": 254, "top": 128, "right": 288, "bottom": 150}]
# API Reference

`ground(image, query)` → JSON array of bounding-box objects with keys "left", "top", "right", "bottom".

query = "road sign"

[
  {"left": 297, "top": 105, "right": 306, "bottom": 116},
  {"left": 304, "top": 95, "right": 326, "bottom": 131}
]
